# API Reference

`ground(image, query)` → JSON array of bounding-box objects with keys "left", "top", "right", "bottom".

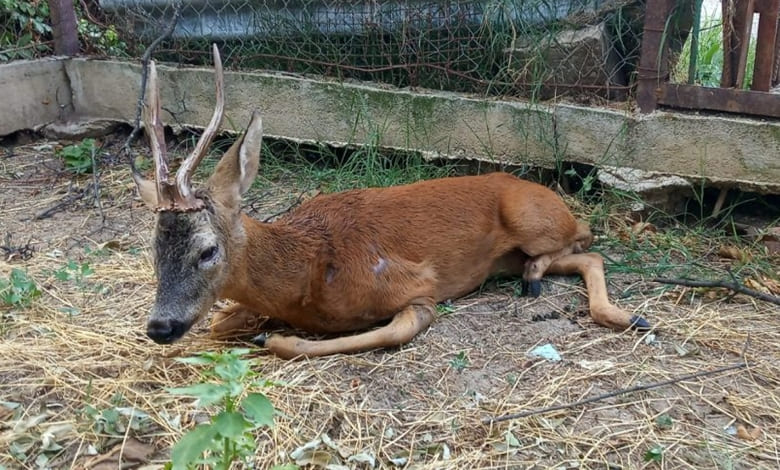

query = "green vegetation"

[
  {"left": 1, "top": 0, "right": 130, "bottom": 60},
  {"left": 449, "top": 351, "right": 470, "bottom": 372},
  {"left": 643, "top": 444, "right": 664, "bottom": 463},
  {"left": 0, "top": 0, "right": 50, "bottom": 60},
  {"left": 673, "top": 17, "right": 756, "bottom": 88},
  {"left": 57, "top": 139, "right": 97, "bottom": 174},
  {"left": 259, "top": 137, "right": 455, "bottom": 194},
  {"left": 165, "top": 348, "right": 275, "bottom": 470},
  {"left": 0, "top": 268, "right": 40, "bottom": 307}
]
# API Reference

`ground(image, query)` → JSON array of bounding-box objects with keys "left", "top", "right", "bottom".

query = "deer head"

[{"left": 133, "top": 45, "right": 263, "bottom": 344}]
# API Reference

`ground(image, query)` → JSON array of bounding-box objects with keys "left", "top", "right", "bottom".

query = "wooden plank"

[
  {"left": 658, "top": 83, "right": 780, "bottom": 118},
  {"left": 752, "top": 0, "right": 780, "bottom": 91},
  {"left": 636, "top": 0, "right": 672, "bottom": 113}
]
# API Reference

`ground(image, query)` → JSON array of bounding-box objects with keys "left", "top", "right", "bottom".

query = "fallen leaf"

[
  {"left": 294, "top": 449, "right": 335, "bottom": 467},
  {"left": 745, "top": 278, "right": 771, "bottom": 294},
  {"left": 736, "top": 425, "right": 761, "bottom": 441},
  {"left": 347, "top": 451, "right": 376, "bottom": 467},
  {"left": 631, "top": 222, "right": 657, "bottom": 235},
  {"left": 81, "top": 438, "right": 154, "bottom": 469},
  {"left": 718, "top": 245, "right": 751, "bottom": 262}
]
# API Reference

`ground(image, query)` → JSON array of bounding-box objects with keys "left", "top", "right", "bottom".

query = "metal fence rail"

[{"left": 637, "top": 0, "right": 780, "bottom": 118}]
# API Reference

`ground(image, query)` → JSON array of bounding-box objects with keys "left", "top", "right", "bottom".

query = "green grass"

[
  {"left": 672, "top": 17, "right": 757, "bottom": 88},
  {"left": 589, "top": 186, "right": 779, "bottom": 297}
]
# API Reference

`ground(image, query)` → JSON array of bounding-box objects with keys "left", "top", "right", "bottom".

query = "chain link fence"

[
  {"left": 0, "top": 1, "right": 662, "bottom": 102},
  {"left": 91, "top": 0, "right": 648, "bottom": 102}
]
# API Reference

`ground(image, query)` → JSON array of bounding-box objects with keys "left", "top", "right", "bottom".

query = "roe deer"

[{"left": 133, "top": 45, "right": 650, "bottom": 359}]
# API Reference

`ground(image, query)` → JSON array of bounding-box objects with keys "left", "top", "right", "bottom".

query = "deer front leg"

[
  {"left": 254, "top": 303, "right": 436, "bottom": 359},
  {"left": 546, "top": 253, "right": 650, "bottom": 331},
  {"left": 210, "top": 304, "right": 266, "bottom": 340}
]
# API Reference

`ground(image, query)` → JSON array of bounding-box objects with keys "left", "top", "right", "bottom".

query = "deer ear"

[
  {"left": 133, "top": 172, "right": 159, "bottom": 209},
  {"left": 207, "top": 111, "right": 263, "bottom": 208}
]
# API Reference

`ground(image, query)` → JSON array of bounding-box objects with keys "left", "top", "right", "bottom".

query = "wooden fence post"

[
  {"left": 48, "top": 0, "right": 79, "bottom": 56},
  {"left": 636, "top": 0, "right": 673, "bottom": 113}
]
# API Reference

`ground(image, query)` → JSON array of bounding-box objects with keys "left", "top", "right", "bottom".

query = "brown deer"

[{"left": 133, "top": 46, "right": 650, "bottom": 359}]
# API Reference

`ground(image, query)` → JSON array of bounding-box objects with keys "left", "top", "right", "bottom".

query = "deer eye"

[{"left": 199, "top": 246, "right": 218, "bottom": 263}]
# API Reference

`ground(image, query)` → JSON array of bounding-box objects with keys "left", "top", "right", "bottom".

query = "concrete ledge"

[
  {"left": 1, "top": 58, "right": 778, "bottom": 193},
  {"left": 0, "top": 58, "right": 72, "bottom": 135}
]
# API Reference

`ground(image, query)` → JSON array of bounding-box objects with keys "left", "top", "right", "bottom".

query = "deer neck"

[{"left": 218, "top": 213, "right": 312, "bottom": 311}]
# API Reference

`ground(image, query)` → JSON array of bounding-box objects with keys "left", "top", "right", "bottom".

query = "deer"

[{"left": 133, "top": 45, "right": 650, "bottom": 359}]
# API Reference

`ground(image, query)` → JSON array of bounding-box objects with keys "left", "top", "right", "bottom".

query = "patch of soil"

[{"left": 1, "top": 138, "right": 778, "bottom": 469}]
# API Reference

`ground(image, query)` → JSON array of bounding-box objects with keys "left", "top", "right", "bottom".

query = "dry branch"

[
  {"left": 653, "top": 277, "right": 780, "bottom": 306},
  {"left": 122, "top": 4, "right": 182, "bottom": 162}
]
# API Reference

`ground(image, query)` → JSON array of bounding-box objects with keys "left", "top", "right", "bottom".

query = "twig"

[
  {"left": 34, "top": 190, "right": 86, "bottom": 220},
  {"left": 483, "top": 337, "right": 751, "bottom": 424},
  {"left": 90, "top": 143, "right": 105, "bottom": 224},
  {"left": 122, "top": 4, "right": 182, "bottom": 163},
  {"left": 653, "top": 277, "right": 780, "bottom": 306},
  {"left": 1, "top": 233, "right": 34, "bottom": 261}
]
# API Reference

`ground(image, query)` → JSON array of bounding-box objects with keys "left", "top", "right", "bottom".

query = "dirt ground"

[{"left": 1, "top": 136, "right": 778, "bottom": 469}]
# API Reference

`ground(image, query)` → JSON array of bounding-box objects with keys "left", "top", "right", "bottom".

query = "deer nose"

[{"left": 147, "top": 319, "right": 187, "bottom": 344}]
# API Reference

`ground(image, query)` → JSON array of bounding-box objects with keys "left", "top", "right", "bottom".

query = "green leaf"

[
  {"left": 655, "top": 414, "right": 673, "bottom": 429},
  {"left": 643, "top": 445, "right": 663, "bottom": 463},
  {"left": 212, "top": 411, "right": 250, "bottom": 439},
  {"left": 175, "top": 355, "right": 217, "bottom": 365},
  {"left": 170, "top": 424, "right": 219, "bottom": 470},
  {"left": 270, "top": 465, "right": 300, "bottom": 470},
  {"left": 241, "top": 393, "right": 275, "bottom": 428},
  {"left": 166, "top": 383, "right": 229, "bottom": 407}
]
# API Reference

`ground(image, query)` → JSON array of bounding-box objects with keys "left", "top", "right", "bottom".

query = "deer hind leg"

[
  {"left": 546, "top": 252, "right": 650, "bottom": 331},
  {"left": 254, "top": 302, "right": 436, "bottom": 359},
  {"left": 521, "top": 245, "right": 577, "bottom": 297}
]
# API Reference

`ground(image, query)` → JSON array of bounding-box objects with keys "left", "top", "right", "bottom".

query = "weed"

[
  {"left": 78, "top": 19, "right": 127, "bottom": 57},
  {"left": 449, "top": 351, "right": 470, "bottom": 372},
  {"left": 673, "top": 17, "right": 756, "bottom": 88},
  {"left": 57, "top": 139, "right": 97, "bottom": 175},
  {"left": 655, "top": 414, "right": 673, "bottom": 430},
  {"left": 0, "top": 268, "right": 40, "bottom": 307},
  {"left": 252, "top": 137, "right": 454, "bottom": 195},
  {"left": 644, "top": 445, "right": 664, "bottom": 463},
  {"left": 436, "top": 302, "right": 455, "bottom": 315},
  {"left": 0, "top": 0, "right": 51, "bottom": 60},
  {"left": 54, "top": 260, "right": 94, "bottom": 286},
  {"left": 166, "top": 348, "right": 275, "bottom": 470}
]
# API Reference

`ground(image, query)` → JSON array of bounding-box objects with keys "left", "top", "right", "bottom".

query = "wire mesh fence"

[
  {"left": 3, "top": 1, "right": 719, "bottom": 103},
  {"left": 92, "top": 0, "right": 649, "bottom": 102}
]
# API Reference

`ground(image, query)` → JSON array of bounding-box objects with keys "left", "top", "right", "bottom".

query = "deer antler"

[
  {"left": 142, "top": 44, "right": 225, "bottom": 212},
  {"left": 143, "top": 59, "right": 177, "bottom": 209},
  {"left": 173, "top": 44, "right": 225, "bottom": 210}
]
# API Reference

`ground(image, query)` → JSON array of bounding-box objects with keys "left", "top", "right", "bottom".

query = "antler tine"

[
  {"left": 174, "top": 43, "right": 225, "bottom": 207},
  {"left": 144, "top": 59, "right": 173, "bottom": 208}
]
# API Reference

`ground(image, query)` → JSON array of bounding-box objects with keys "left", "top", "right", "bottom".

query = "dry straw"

[{"left": 1, "top": 141, "right": 778, "bottom": 469}]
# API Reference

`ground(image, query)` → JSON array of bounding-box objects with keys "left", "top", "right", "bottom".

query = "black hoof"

[
  {"left": 526, "top": 280, "right": 542, "bottom": 298},
  {"left": 629, "top": 315, "right": 651, "bottom": 331},
  {"left": 252, "top": 333, "right": 267, "bottom": 347},
  {"left": 521, "top": 280, "right": 529, "bottom": 296}
]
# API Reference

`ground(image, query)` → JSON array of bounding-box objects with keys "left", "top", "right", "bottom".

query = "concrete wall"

[
  {"left": 0, "top": 58, "right": 72, "bottom": 134},
  {"left": 1, "top": 58, "right": 778, "bottom": 193}
]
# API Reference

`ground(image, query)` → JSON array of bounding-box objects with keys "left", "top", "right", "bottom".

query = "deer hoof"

[
  {"left": 252, "top": 333, "right": 268, "bottom": 347},
  {"left": 522, "top": 280, "right": 541, "bottom": 298},
  {"left": 629, "top": 315, "right": 651, "bottom": 331}
]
